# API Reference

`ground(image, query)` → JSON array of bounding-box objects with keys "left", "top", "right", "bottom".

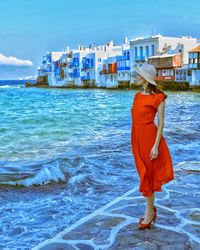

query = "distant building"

[
  {"left": 148, "top": 53, "right": 182, "bottom": 81},
  {"left": 188, "top": 45, "right": 200, "bottom": 85},
  {"left": 99, "top": 38, "right": 129, "bottom": 88},
  {"left": 130, "top": 34, "right": 197, "bottom": 83},
  {"left": 37, "top": 51, "right": 66, "bottom": 85},
  {"left": 37, "top": 35, "right": 199, "bottom": 88},
  {"left": 116, "top": 48, "right": 131, "bottom": 88},
  {"left": 100, "top": 56, "right": 118, "bottom": 88}
]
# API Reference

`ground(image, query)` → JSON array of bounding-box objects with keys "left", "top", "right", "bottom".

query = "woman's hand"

[{"left": 150, "top": 144, "right": 159, "bottom": 160}]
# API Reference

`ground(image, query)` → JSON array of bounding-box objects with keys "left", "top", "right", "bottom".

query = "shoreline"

[{"left": 25, "top": 81, "right": 200, "bottom": 93}]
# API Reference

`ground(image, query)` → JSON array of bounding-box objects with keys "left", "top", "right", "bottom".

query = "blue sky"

[{"left": 0, "top": 0, "right": 200, "bottom": 79}]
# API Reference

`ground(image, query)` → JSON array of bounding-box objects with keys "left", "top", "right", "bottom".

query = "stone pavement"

[{"left": 32, "top": 163, "right": 200, "bottom": 250}]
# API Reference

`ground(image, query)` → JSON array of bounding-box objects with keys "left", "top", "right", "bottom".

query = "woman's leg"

[{"left": 142, "top": 192, "right": 155, "bottom": 224}]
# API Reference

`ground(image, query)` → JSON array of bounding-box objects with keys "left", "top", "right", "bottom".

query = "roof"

[
  {"left": 189, "top": 45, "right": 200, "bottom": 53},
  {"left": 148, "top": 53, "right": 180, "bottom": 59}
]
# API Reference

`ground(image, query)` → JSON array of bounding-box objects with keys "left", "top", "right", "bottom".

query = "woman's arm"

[{"left": 150, "top": 101, "right": 165, "bottom": 160}]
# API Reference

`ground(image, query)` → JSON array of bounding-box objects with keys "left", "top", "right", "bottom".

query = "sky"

[{"left": 0, "top": 0, "right": 200, "bottom": 79}]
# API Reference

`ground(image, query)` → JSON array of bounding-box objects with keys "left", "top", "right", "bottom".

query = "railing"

[
  {"left": 156, "top": 76, "right": 175, "bottom": 81},
  {"left": 82, "top": 58, "right": 94, "bottom": 68},
  {"left": 188, "top": 63, "right": 199, "bottom": 69},
  {"left": 69, "top": 72, "right": 80, "bottom": 77},
  {"left": 81, "top": 75, "right": 90, "bottom": 81},
  {"left": 116, "top": 55, "right": 130, "bottom": 60},
  {"left": 72, "top": 58, "right": 79, "bottom": 67},
  {"left": 134, "top": 56, "right": 146, "bottom": 61},
  {"left": 117, "top": 66, "right": 130, "bottom": 71}
]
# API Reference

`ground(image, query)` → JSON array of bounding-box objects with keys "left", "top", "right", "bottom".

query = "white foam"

[
  {"left": 0, "top": 85, "right": 21, "bottom": 88},
  {"left": 0, "top": 160, "right": 65, "bottom": 186}
]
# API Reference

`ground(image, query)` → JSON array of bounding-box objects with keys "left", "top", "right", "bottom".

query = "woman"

[{"left": 131, "top": 63, "right": 174, "bottom": 230}]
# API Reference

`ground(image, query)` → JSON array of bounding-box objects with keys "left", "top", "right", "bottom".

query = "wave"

[
  {"left": 0, "top": 156, "right": 109, "bottom": 187},
  {"left": 0, "top": 160, "right": 66, "bottom": 186},
  {"left": 0, "top": 84, "right": 22, "bottom": 88}
]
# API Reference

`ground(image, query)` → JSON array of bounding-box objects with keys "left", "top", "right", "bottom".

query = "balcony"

[
  {"left": 73, "top": 72, "right": 80, "bottom": 77},
  {"left": 72, "top": 58, "right": 79, "bottom": 67},
  {"left": 107, "top": 63, "right": 117, "bottom": 74},
  {"left": 116, "top": 55, "right": 130, "bottom": 61},
  {"left": 82, "top": 58, "right": 94, "bottom": 68},
  {"left": 69, "top": 73, "right": 80, "bottom": 78},
  {"left": 134, "top": 56, "right": 146, "bottom": 62},
  {"left": 117, "top": 66, "right": 130, "bottom": 71},
  {"left": 155, "top": 76, "right": 175, "bottom": 81},
  {"left": 81, "top": 75, "right": 90, "bottom": 81},
  {"left": 69, "top": 71, "right": 80, "bottom": 77}
]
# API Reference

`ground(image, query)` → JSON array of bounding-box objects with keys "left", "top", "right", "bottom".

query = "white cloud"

[{"left": 0, "top": 53, "right": 33, "bottom": 66}]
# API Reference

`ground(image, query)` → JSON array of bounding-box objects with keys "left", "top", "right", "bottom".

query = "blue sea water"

[{"left": 0, "top": 81, "right": 200, "bottom": 249}]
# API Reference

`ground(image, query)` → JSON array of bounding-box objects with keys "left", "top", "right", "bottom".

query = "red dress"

[{"left": 131, "top": 92, "right": 174, "bottom": 197}]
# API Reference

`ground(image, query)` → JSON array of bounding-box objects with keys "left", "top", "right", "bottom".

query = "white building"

[
  {"left": 116, "top": 45, "right": 131, "bottom": 88},
  {"left": 38, "top": 51, "right": 67, "bottom": 86},
  {"left": 99, "top": 38, "right": 130, "bottom": 88},
  {"left": 188, "top": 45, "right": 200, "bottom": 85},
  {"left": 100, "top": 56, "right": 118, "bottom": 88},
  {"left": 130, "top": 34, "right": 198, "bottom": 83}
]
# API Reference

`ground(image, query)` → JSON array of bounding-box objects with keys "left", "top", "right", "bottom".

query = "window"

[
  {"left": 145, "top": 46, "right": 149, "bottom": 57},
  {"left": 152, "top": 45, "right": 155, "bottom": 56},
  {"left": 140, "top": 47, "right": 143, "bottom": 57},
  {"left": 98, "top": 58, "right": 102, "bottom": 63},
  {"left": 134, "top": 47, "right": 138, "bottom": 57}
]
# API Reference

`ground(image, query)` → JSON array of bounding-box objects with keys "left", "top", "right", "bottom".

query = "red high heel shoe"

[
  {"left": 139, "top": 206, "right": 157, "bottom": 223},
  {"left": 138, "top": 207, "right": 157, "bottom": 230}
]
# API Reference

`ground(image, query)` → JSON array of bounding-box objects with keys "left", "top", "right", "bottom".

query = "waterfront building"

[
  {"left": 99, "top": 38, "right": 129, "bottom": 88},
  {"left": 116, "top": 47, "right": 131, "bottom": 88},
  {"left": 37, "top": 51, "right": 67, "bottom": 86},
  {"left": 100, "top": 56, "right": 118, "bottom": 88},
  {"left": 37, "top": 35, "right": 199, "bottom": 88},
  {"left": 148, "top": 53, "right": 182, "bottom": 81},
  {"left": 130, "top": 35, "right": 197, "bottom": 84},
  {"left": 188, "top": 45, "right": 200, "bottom": 85}
]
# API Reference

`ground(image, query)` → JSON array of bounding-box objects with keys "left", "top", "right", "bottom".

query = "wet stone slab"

[
  {"left": 158, "top": 191, "right": 200, "bottom": 210},
  {"left": 62, "top": 215, "right": 125, "bottom": 245},
  {"left": 38, "top": 243, "right": 77, "bottom": 250},
  {"left": 33, "top": 171, "right": 200, "bottom": 250},
  {"left": 108, "top": 204, "right": 145, "bottom": 218},
  {"left": 107, "top": 223, "right": 194, "bottom": 250}
]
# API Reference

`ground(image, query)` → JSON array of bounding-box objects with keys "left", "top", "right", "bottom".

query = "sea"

[{"left": 0, "top": 80, "right": 200, "bottom": 249}]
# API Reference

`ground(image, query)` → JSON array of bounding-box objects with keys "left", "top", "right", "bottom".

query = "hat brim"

[{"left": 133, "top": 66, "right": 157, "bottom": 86}]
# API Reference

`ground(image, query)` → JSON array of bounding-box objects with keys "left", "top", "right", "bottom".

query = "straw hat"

[{"left": 133, "top": 63, "right": 157, "bottom": 86}]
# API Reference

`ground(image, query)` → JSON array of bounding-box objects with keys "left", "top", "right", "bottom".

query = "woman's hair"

[{"left": 146, "top": 82, "right": 168, "bottom": 99}]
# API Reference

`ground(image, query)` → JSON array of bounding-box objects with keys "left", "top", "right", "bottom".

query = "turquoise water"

[{"left": 0, "top": 82, "right": 200, "bottom": 249}]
